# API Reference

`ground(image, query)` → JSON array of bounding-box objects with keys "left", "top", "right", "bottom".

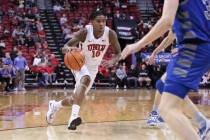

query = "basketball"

[{"left": 64, "top": 51, "right": 85, "bottom": 71}]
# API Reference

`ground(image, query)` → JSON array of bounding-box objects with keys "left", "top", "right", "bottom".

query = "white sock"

[
  {"left": 69, "top": 104, "right": 80, "bottom": 122},
  {"left": 152, "top": 105, "right": 158, "bottom": 112},
  {"left": 54, "top": 101, "right": 63, "bottom": 109},
  {"left": 195, "top": 112, "right": 207, "bottom": 128}
]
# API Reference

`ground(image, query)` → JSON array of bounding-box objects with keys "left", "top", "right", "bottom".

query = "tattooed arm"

[
  {"left": 101, "top": 29, "right": 121, "bottom": 67},
  {"left": 62, "top": 28, "right": 87, "bottom": 53},
  {"left": 109, "top": 29, "right": 121, "bottom": 63}
]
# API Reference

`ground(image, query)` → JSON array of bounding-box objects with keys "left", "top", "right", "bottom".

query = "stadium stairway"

[{"left": 25, "top": 9, "right": 75, "bottom": 89}]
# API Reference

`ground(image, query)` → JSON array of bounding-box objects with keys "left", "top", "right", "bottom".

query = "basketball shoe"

[
  {"left": 68, "top": 117, "right": 82, "bottom": 130},
  {"left": 199, "top": 120, "right": 210, "bottom": 140},
  {"left": 147, "top": 110, "right": 164, "bottom": 126},
  {"left": 46, "top": 100, "right": 60, "bottom": 124}
]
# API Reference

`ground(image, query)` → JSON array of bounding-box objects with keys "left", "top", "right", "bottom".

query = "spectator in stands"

[
  {"left": 3, "top": 53, "right": 13, "bottom": 66},
  {"left": 127, "top": 64, "right": 139, "bottom": 88},
  {"left": 144, "top": 21, "right": 152, "bottom": 29},
  {"left": 0, "top": 58, "right": 3, "bottom": 66},
  {"left": 26, "top": 10, "right": 36, "bottom": 22},
  {"left": 32, "top": 53, "right": 42, "bottom": 66},
  {"left": 62, "top": 25, "right": 73, "bottom": 42},
  {"left": 36, "top": 19, "right": 44, "bottom": 32},
  {"left": 0, "top": 31, "right": 3, "bottom": 39},
  {"left": 14, "top": 51, "right": 28, "bottom": 91},
  {"left": 114, "top": 10, "right": 123, "bottom": 20},
  {"left": 60, "top": 14, "right": 68, "bottom": 26},
  {"left": 34, "top": 54, "right": 50, "bottom": 85},
  {"left": 53, "top": 2, "right": 64, "bottom": 12},
  {"left": 48, "top": 54, "right": 58, "bottom": 83},
  {"left": 16, "top": 12, "right": 24, "bottom": 23},
  {"left": 109, "top": 68, "right": 117, "bottom": 87},
  {"left": 62, "top": 25, "right": 71, "bottom": 35},
  {"left": 3, "top": 28, "right": 10, "bottom": 39},
  {"left": 26, "top": 0, "right": 36, "bottom": 8},
  {"left": 97, "top": 66, "right": 110, "bottom": 83},
  {"left": 3, "top": 53, "right": 16, "bottom": 91},
  {"left": 201, "top": 71, "right": 210, "bottom": 86},
  {"left": 0, "top": 58, "right": 6, "bottom": 92},
  {"left": 30, "top": 22, "right": 38, "bottom": 33},
  {"left": 1, "top": 52, "right": 15, "bottom": 92},
  {"left": 38, "top": 30, "right": 46, "bottom": 41},
  {"left": 42, "top": 51, "right": 49, "bottom": 63},
  {"left": 138, "top": 63, "right": 151, "bottom": 87},
  {"left": 114, "top": 0, "right": 120, "bottom": 8},
  {"left": 1, "top": 64, "right": 13, "bottom": 92},
  {"left": 122, "top": 62, "right": 128, "bottom": 73},
  {"left": 10, "top": 47, "right": 18, "bottom": 61},
  {"left": 78, "top": 16, "right": 86, "bottom": 26},
  {"left": 0, "top": 48, "right": 4, "bottom": 58},
  {"left": 121, "top": 1, "right": 128, "bottom": 8},
  {"left": 103, "top": 68, "right": 110, "bottom": 81},
  {"left": 106, "top": 8, "right": 113, "bottom": 19},
  {"left": 42, "top": 40, "right": 48, "bottom": 49},
  {"left": 116, "top": 65, "right": 127, "bottom": 89},
  {"left": 0, "top": 40, "right": 5, "bottom": 48},
  {"left": 8, "top": 8, "right": 15, "bottom": 17},
  {"left": 150, "top": 65, "right": 164, "bottom": 88},
  {"left": 129, "top": 15, "right": 135, "bottom": 20},
  {"left": 71, "top": 18, "right": 83, "bottom": 32},
  {"left": 18, "top": 0, "right": 24, "bottom": 8},
  {"left": 12, "top": 15, "right": 19, "bottom": 26},
  {"left": 54, "top": 63, "right": 65, "bottom": 83},
  {"left": 49, "top": 54, "right": 58, "bottom": 68},
  {"left": 32, "top": 7, "right": 40, "bottom": 19},
  {"left": 16, "top": 36, "right": 26, "bottom": 46},
  {"left": 12, "top": 27, "right": 24, "bottom": 38},
  {"left": 153, "top": 6, "right": 162, "bottom": 18},
  {"left": 69, "top": 2, "right": 77, "bottom": 12},
  {"left": 0, "top": 8, "right": 4, "bottom": 20},
  {"left": 25, "top": 36, "right": 35, "bottom": 48},
  {"left": 33, "top": 34, "right": 41, "bottom": 44}
]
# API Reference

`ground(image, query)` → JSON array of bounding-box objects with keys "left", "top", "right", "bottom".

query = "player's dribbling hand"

[
  {"left": 62, "top": 45, "right": 81, "bottom": 54},
  {"left": 120, "top": 45, "right": 132, "bottom": 60},
  {"left": 62, "top": 46, "right": 69, "bottom": 54}
]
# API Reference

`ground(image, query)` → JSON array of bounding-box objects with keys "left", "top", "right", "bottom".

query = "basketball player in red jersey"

[{"left": 46, "top": 9, "right": 121, "bottom": 130}]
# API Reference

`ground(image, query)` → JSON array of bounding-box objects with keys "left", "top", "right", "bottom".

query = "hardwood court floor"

[{"left": 0, "top": 89, "right": 209, "bottom": 140}]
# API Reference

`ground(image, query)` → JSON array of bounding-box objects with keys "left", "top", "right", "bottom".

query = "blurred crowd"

[
  {"left": 0, "top": 0, "right": 59, "bottom": 93},
  {"left": 97, "top": 61, "right": 165, "bottom": 89}
]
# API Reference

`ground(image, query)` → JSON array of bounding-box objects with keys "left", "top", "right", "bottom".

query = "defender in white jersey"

[{"left": 46, "top": 9, "right": 121, "bottom": 130}]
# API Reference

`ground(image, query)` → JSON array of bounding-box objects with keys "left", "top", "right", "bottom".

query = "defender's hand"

[
  {"left": 120, "top": 44, "right": 141, "bottom": 60},
  {"left": 101, "top": 60, "right": 114, "bottom": 68},
  {"left": 148, "top": 53, "right": 156, "bottom": 65},
  {"left": 120, "top": 45, "right": 132, "bottom": 60}
]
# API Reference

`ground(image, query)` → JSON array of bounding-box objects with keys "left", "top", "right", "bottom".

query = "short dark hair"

[{"left": 89, "top": 8, "right": 106, "bottom": 20}]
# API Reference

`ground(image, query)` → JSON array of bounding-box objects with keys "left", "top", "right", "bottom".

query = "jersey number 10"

[{"left": 92, "top": 50, "right": 100, "bottom": 58}]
